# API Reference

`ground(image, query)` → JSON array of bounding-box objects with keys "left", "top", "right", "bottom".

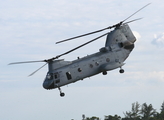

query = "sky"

[{"left": 0, "top": 0, "right": 164, "bottom": 120}]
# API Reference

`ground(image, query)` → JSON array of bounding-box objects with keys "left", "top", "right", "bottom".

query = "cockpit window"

[
  {"left": 54, "top": 72, "right": 59, "bottom": 79},
  {"left": 47, "top": 73, "right": 53, "bottom": 80},
  {"left": 54, "top": 74, "right": 58, "bottom": 79}
]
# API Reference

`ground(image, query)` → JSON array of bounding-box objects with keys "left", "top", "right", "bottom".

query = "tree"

[
  {"left": 86, "top": 116, "right": 100, "bottom": 120},
  {"left": 140, "top": 103, "right": 157, "bottom": 120},
  {"left": 156, "top": 101, "right": 164, "bottom": 120},
  {"left": 104, "top": 115, "right": 121, "bottom": 120},
  {"left": 161, "top": 101, "right": 164, "bottom": 113},
  {"left": 123, "top": 102, "right": 141, "bottom": 120}
]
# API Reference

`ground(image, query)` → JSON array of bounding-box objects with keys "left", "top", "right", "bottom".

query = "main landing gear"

[
  {"left": 102, "top": 67, "right": 124, "bottom": 75},
  {"left": 102, "top": 71, "right": 107, "bottom": 75},
  {"left": 119, "top": 67, "right": 124, "bottom": 73},
  {"left": 58, "top": 87, "right": 65, "bottom": 97}
]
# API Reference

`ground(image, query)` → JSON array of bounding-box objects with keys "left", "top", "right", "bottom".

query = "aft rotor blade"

[
  {"left": 9, "top": 60, "right": 46, "bottom": 65},
  {"left": 56, "top": 3, "right": 150, "bottom": 44},
  {"left": 123, "top": 18, "right": 143, "bottom": 25},
  {"left": 28, "top": 63, "right": 48, "bottom": 76},
  {"left": 122, "top": 3, "right": 151, "bottom": 23},
  {"left": 56, "top": 27, "right": 111, "bottom": 44},
  {"left": 57, "top": 32, "right": 109, "bottom": 57}
]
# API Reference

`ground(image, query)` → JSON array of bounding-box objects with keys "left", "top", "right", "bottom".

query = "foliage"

[
  {"left": 123, "top": 102, "right": 141, "bottom": 120},
  {"left": 104, "top": 114, "right": 121, "bottom": 120},
  {"left": 140, "top": 103, "right": 157, "bottom": 120},
  {"left": 79, "top": 101, "right": 164, "bottom": 120},
  {"left": 161, "top": 101, "right": 164, "bottom": 113},
  {"left": 85, "top": 116, "right": 100, "bottom": 120}
]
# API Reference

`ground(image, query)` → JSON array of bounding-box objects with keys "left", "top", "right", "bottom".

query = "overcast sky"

[{"left": 1, "top": 0, "right": 164, "bottom": 120}]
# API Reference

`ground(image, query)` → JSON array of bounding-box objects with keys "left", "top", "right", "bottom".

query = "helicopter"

[{"left": 9, "top": 3, "right": 150, "bottom": 97}]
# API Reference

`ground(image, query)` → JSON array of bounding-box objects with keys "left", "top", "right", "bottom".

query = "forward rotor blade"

[
  {"left": 28, "top": 63, "right": 48, "bottom": 76},
  {"left": 122, "top": 3, "right": 151, "bottom": 23},
  {"left": 57, "top": 32, "right": 109, "bottom": 57},
  {"left": 9, "top": 60, "right": 46, "bottom": 65},
  {"left": 123, "top": 18, "right": 143, "bottom": 25},
  {"left": 56, "top": 27, "right": 111, "bottom": 44}
]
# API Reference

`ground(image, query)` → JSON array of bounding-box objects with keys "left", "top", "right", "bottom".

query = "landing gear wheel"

[
  {"left": 102, "top": 71, "right": 107, "bottom": 75},
  {"left": 60, "top": 92, "right": 65, "bottom": 97},
  {"left": 119, "top": 69, "right": 124, "bottom": 73},
  {"left": 58, "top": 86, "right": 65, "bottom": 97}
]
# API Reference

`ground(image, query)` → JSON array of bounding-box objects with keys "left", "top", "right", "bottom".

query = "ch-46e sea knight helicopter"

[{"left": 9, "top": 4, "right": 150, "bottom": 97}]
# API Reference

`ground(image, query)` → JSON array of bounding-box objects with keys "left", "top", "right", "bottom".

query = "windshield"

[{"left": 46, "top": 73, "right": 53, "bottom": 80}]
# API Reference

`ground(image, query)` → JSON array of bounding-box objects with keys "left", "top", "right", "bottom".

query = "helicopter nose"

[
  {"left": 43, "top": 80, "right": 49, "bottom": 89},
  {"left": 43, "top": 79, "right": 55, "bottom": 90}
]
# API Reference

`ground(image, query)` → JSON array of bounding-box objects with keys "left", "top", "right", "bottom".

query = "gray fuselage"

[{"left": 43, "top": 24, "right": 136, "bottom": 90}]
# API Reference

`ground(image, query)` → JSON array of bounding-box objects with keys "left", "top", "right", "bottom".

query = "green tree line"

[{"left": 75, "top": 101, "right": 164, "bottom": 120}]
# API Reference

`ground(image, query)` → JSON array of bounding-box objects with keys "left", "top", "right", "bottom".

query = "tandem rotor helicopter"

[{"left": 9, "top": 4, "right": 150, "bottom": 97}]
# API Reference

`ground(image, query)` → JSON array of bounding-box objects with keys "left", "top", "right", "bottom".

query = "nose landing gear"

[
  {"left": 58, "top": 87, "right": 65, "bottom": 97},
  {"left": 56, "top": 85, "right": 65, "bottom": 97},
  {"left": 60, "top": 92, "right": 65, "bottom": 97}
]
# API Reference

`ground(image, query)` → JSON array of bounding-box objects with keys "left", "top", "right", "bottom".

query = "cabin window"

[
  {"left": 89, "top": 64, "right": 93, "bottom": 68},
  {"left": 106, "top": 58, "right": 110, "bottom": 62},
  {"left": 118, "top": 43, "right": 124, "bottom": 48},
  {"left": 66, "top": 72, "right": 72, "bottom": 80},
  {"left": 78, "top": 68, "right": 82, "bottom": 72},
  {"left": 95, "top": 62, "right": 99, "bottom": 66}
]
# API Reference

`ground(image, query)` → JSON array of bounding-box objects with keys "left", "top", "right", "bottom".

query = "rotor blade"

[
  {"left": 56, "top": 27, "right": 111, "bottom": 44},
  {"left": 56, "top": 3, "right": 150, "bottom": 44},
  {"left": 123, "top": 18, "right": 143, "bottom": 25},
  {"left": 122, "top": 3, "right": 151, "bottom": 23},
  {"left": 10, "top": 32, "right": 108, "bottom": 65},
  {"left": 8, "top": 60, "right": 46, "bottom": 65},
  {"left": 57, "top": 32, "right": 109, "bottom": 58},
  {"left": 28, "top": 63, "right": 48, "bottom": 76}
]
